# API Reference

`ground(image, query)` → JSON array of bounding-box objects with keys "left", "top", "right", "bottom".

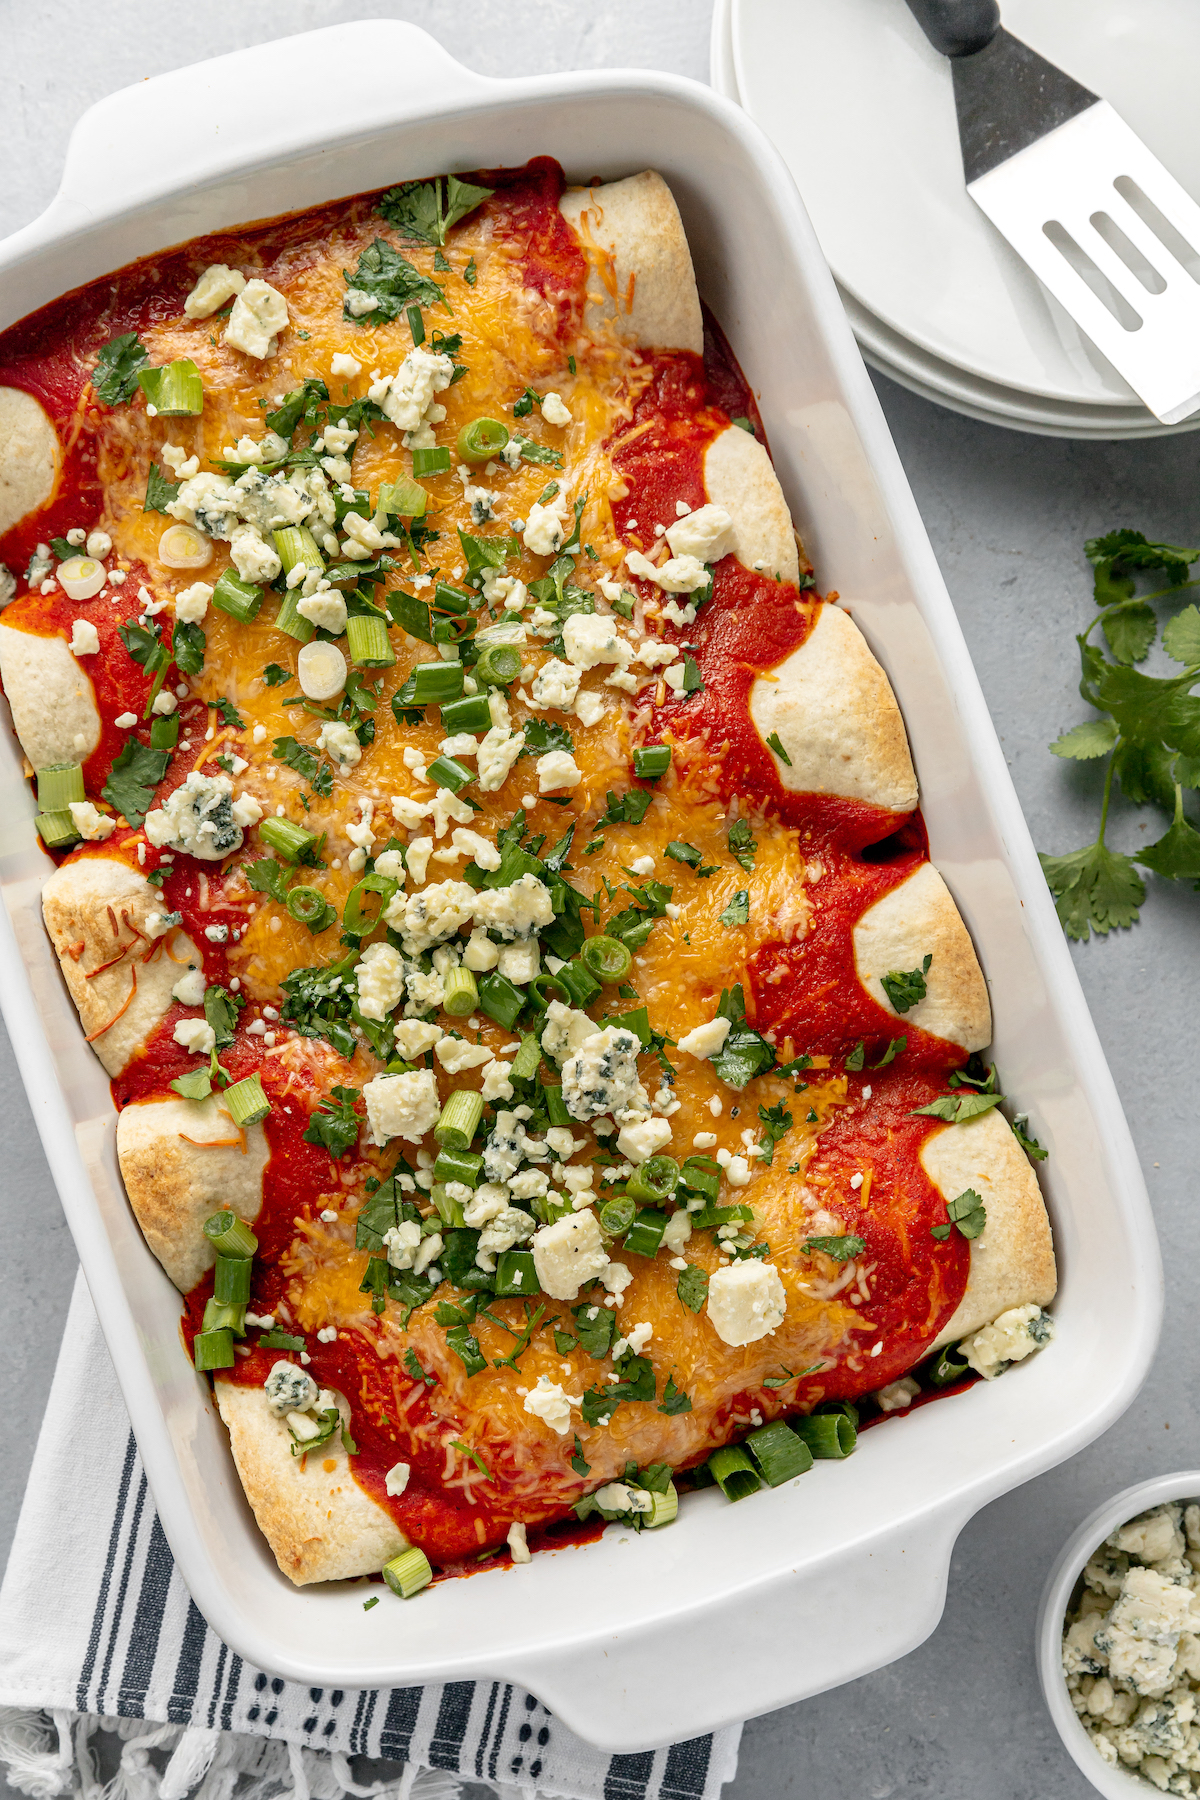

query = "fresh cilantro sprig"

[
  {"left": 377, "top": 175, "right": 494, "bottom": 246},
  {"left": 1041, "top": 528, "right": 1200, "bottom": 938}
]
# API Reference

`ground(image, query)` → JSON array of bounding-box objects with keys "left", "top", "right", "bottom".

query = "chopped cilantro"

[
  {"left": 880, "top": 955, "right": 932, "bottom": 1014},
  {"left": 931, "top": 1187, "right": 987, "bottom": 1241},
  {"left": 101, "top": 741, "right": 170, "bottom": 827},
  {"left": 657, "top": 1372, "right": 692, "bottom": 1415},
  {"left": 303, "top": 1085, "right": 362, "bottom": 1159},
  {"left": 570, "top": 1433, "right": 590, "bottom": 1477},
  {"left": 802, "top": 1235, "right": 865, "bottom": 1262},
  {"left": 263, "top": 664, "right": 293, "bottom": 686},
  {"left": 273, "top": 735, "right": 334, "bottom": 796},
  {"left": 756, "top": 1101, "right": 792, "bottom": 1167},
  {"left": 676, "top": 1265, "right": 709, "bottom": 1313},
  {"left": 727, "top": 817, "right": 757, "bottom": 871},
  {"left": 377, "top": 174, "right": 493, "bottom": 245},
  {"left": 464, "top": 256, "right": 478, "bottom": 286},
  {"left": 92, "top": 332, "right": 150, "bottom": 405},
  {"left": 765, "top": 730, "right": 792, "bottom": 766},
  {"left": 144, "top": 463, "right": 180, "bottom": 515},
  {"left": 342, "top": 238, "right": 447, "bottom": 325},
  {"left": 664, "top": 840, "right": 717, "bottom": 876},
  {"left": 709, "top": 984, "right": 776, "bottom": 1089},
  {"left": 718, "top": 889, "right": 750, "bottom": 927}
]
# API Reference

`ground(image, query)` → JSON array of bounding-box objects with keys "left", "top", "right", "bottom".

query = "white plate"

[
  {"left": 718, "top": 0, "right": 1200, "bottom": 435},
  {"left": 0, "top": 19, "right": 1162, "bottom": 1750}
]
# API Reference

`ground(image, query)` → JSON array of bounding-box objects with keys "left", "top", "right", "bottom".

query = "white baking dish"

[{"left": 0, "top": 19, "right": 1162, "bottom": 1752}]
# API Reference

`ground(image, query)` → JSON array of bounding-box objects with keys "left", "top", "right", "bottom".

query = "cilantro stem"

[
  {"left": 1097, "top": 752, "right": 1117, "bottom": 848},
  {"left": 1083, "top": 575, "right": 1200, "bottom": 640}
]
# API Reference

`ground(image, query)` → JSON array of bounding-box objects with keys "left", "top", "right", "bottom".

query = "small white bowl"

[{"left": 1037, "top": 1470, "right": 1200, "bottom": 1797}]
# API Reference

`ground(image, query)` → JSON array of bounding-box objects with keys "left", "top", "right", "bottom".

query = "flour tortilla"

[
  {"left": 921, "top": 1107, "right": 1057, "bottom": 1351},
  {"left": 853, "top": 861, "right": 991, "bottom": 1053},
  {"left": 215, "top": 1380, "right": 408, "bottom": 1585},
  {"left": 559, "top": 172, "right": 703, "bottom": 354},
  {"left": 0, "top": 622, "right": 102, "bottom": 770},
  {"left": 704, "top": 425, "right": 800, "bottom": 585},
  {"left": 749, "top": 603, "right": 919, "bottom": 813},
  {"left": 117, "top": 1095, "right": 269, "bottom": 1292},
  {"left": 41, "top": 854, "right": 202, "bottom": 1076},
  {"left": 0, "top": 388, "right": 59, "bottom": 538}
]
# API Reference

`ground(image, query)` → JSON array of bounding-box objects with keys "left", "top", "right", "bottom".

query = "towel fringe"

[{"left": 0, "top": 1713, "right": 465, "bottom": 1800}]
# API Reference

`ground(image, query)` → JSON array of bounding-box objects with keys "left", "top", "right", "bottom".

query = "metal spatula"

[{"left": 906, "top": 0, "right": 1200, "bottom": 424}]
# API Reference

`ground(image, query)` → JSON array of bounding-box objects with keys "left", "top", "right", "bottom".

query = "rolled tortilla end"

[
  {"left": 215, "top": 1380, "right": 408, "bottom": 1586},
  {"left": 559, "top": 171, "right": 703, "bottom": 354},
  {"left": 0, "top": 387, "right": 60, "bottom": 538},
  {"left": 0, "top": 623, "right": 102, "bottom": 771},
  {"left": 703, "top": 424, "right": 799, "bottom": 585},
  {"left": 921, "top": 1106, "right": 1057, "bottom": 1352},
  {"left": 750, "top": 603, "right": 920, "bottom": 814},
  {"left": 853, "top": 861, "right": 992, "bottom": 1053}
]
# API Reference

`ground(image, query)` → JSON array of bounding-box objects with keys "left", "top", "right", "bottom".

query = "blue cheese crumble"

[{"left": 1064, "top": 1502, "right": 1200, "bottom": 1790}]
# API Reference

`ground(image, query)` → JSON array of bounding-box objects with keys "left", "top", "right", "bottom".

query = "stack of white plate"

[{"left": 712, "top": 0, "right": 1200, "bottom": 438}]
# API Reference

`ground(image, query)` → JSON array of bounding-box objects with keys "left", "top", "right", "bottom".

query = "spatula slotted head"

[{"left": 945, "top": 29, "right": 1200, "bottom": 423}]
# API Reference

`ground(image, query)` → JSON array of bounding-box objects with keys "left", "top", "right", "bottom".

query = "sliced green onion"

[
  {"left": 442, "top": 966, "right": 478, "bottom": 1017},
  {"left": 746, "top": 1421, "right": 813, "bottom": 1486},
  {"left": 643, "top": 1482, "right": 679, "bottom": 1528},
  {"left": 38, "top": 762, "right": 85, "bottom": 813},
  {"left": 274, "top": 526, "right": 325, "bottom": 575},
  {"left": 791, "top": 1412, "right": 857, "bottom": 1459},
  {"left": 503, "top": 1037, "right": 537, "bottom": 1085},
  {"left": 623, "top": 1208, "right": 667, "bottom": 1259},
  {"left": 346, "top": 614, "right": 395, "bottom": 668},
  {"left": 139, "top": 358, "right": 204, "bottom": 415},
  {"left": 433, "top": 583, "right": 473, "bottom": 616},
  {"left": 431, "top": 613, "right": 476, "bottom": 647},
  {"left": 432, "top": 1147, "right": 484, "bottom": 1189},
  {"left": 427, "top": 754, "right": 474, "bottom": 794},
  {"left": 213, "top": 1254, "right": 253, "bottom": 1305},
  {"left": 223, "top": 1072, "right": 271, "bottom": 1128},
  {"left": 202, "top": 1295, "right": 246, "bottom": 1336},
  {"left": 580, "top": 935, "right": 632, "bottom": 983},
  {"left": 678, "top": 1155, "right": 721, "bottom": 1205},
  {"left": 203, "top": 1211, "right": 258, "bottom": 1258},
  {"left": 633, "top": 744, "right": 671, "bottom": 781},
  {"left": 36, "top": 810, "right": 81, "bottom": 849},
  {"left": 382, "top": 1545, "right": 432, "bottom": 1598},
  {"left": 494, "top": 1249, "right": 539, "bottom": 1297},
  {"left": 193, "top": 1328, "right": 235, "bottom": 1371},
  {"left": 477, "top": 973, "right": 525, "bottom": 1031},
  {"left": 411, "top": 446, "right": 451, "bottom": 478},
  {"left": 399, "top": 662, "right": 465, "bottom": 708},
  {"left": 440, "top": 692, "right": 491, "bottom": 733},
  {"left": 474, "top": 644, "right": 522, "bottom": 688},
  {"left": 273, "top": 591, "right": 316, "bottom": 644},
  {"left": 557, "top": 960, "right": 602, "bottom": 1009},
  {"left": 599, "top": 1195, "right": 636, "bottom": 1237},
  {"left": 526, "top": 971, "right": 570, "bottom": 1013},
  {"left": 430, "top": 1183, "right": 466, "bottom": 1228},
  {"left": 407, "top": 304, "right": 425, "bottom": 345},
  {"left": 212, "top": 569, "right": 264, "bottom": 622},
  {"left": 627, "top": 1156, "right": 678, "bottom": 1205},
  {"left": 708, "top": 1445, "right": 761, "bottom": 1502},
  {"left": 543, "top": 1084, "right": 572, "bottom": 1128},
  {"left": 927, "top": 1345, "right": 969, "bottom": 1388},
  {"left": 435, "top": 1089, "right": 484, "bottom": 1150},
  {"left": 285, "top": 885, "right": 329, "bottom": 927},
  {"left": 457, "top": 418, "right": 510, "bottom": 464},
  {"left": 378, "top": 475, "right": 428, "bottom": 519},
  {"left": 343, "top": 872, "right": 398, "bottom": 937},
  {"left": 259, "top": 817, "right": 320, "bottom": 863}
]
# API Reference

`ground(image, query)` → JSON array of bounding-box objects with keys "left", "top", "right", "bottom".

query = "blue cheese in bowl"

[{"left": 1063, "top": 1501, "right": 1200, "bottom": 1790}]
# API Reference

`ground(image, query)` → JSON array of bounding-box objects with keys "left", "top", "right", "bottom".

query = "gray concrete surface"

[{"left": 4, "top": 5, "right": 1198, "bottom": 1796}]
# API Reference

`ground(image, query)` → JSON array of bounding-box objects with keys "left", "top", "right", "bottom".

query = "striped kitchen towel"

[{"left": 0, "top": 1272, "right": 740, "bottom": 1800}]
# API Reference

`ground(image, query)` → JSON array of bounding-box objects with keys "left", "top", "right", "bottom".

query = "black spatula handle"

[{"left": 905, "top": 0, "right": 1001, "bottom": 57}]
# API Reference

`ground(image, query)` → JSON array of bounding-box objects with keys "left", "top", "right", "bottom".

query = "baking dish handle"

[
  {"left": 504, "top": 1500, "right": 975, "bottom": 1751},
  {"left": 15, "top": 21, "right": 495, "bottom": 246}
]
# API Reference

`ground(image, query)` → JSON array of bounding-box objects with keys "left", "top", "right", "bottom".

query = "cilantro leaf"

[
  {"left": 144, "top": 463, "right": 180, "bottom": 515},
  {"left": 92, "top": 332, "right": 150, "bottom": 405},
  {"left": 303, "top": 1085, "right": 362, "bottom": 1159},
  {"left": 273, "top": 735, "right": 333, "bottom": 796},
  {"left": 1039, "top": 841, "right": 1145, "bottom": 940},
  {"left": 571, "top": 1300, "right": 617, "bottom": 1359},
  {"left": 710, "top": 984, "right": 776, "bottom": 1089},
  {"left": 404, "top": 1347, "right": 437, "bottom": 1387},
  {"left": 1085, "top": 529, "right": 1200, "bottom": 586},
  {"left": 244, "top": 856, "right": 290, "bottom": 905},
  {"left": 933, "top": 1187, "right": 987, "bottom": 1241},
  {"left": 1102, "top": 605, "right": 1157, "bottom": 665},
  {"left": 101, "top": 741, "right": 170, "bottom": 827},
  {"left": 1164, "top": 604, "right": 1200, "bottom": 666},
  {"left": 1050, "top": 717, "right": 1119, "bottom": 760},
  {"left": 757, "top": 1101, "right": 792, "bottom": 1167},
  {"left": 880, "top": 955, "right": 931, "bottom": 1014},
  {"left": 204, "top": 984, "right": 244, "bottom": 1049},
  {"left": 377, "top": 175, "right": 494, "bottom": 246},
  {"left": 765, "top": 730, "right": 792, "bottom": 766},
  {"left": 910, "top": 1091, "right": 1005, "bottom": 1123},
  {"left": 727, "top": 818, "right": 757, "bottom": 871},
  {"left": 521, "top": 718, "right": 574, "bottom": 759},
  {"left": 343, "top": 238, "right": 447, "bottom": 325},
  {"left": 718, "top": 889, "right": 750, "bottom": 927},
  {"left": 665, "top": 840, "right": 717, "bottom": 877},
  {"left": 213, "top": 696, "right": 245, "bottom": 729},
  {"left": 802, "top": 1235, "right": 865, "bottom": 1262},
  {"left": 874, "top": 1036, "right": 906, "bottom": 1067},
  {"left": 1113, "top": 739, "right": 1176, "bottom": 811},
  {"left": 657, "top": 1373, "right": 693, "bottom": 1416},
  {"left": 600, "top": 789, "right": 652, "bottom": 827},
  {"left": 1136, "top": 788, "right": 1200, "bottom": 880},
  {"left": 172, "top": 620, "right": 206, "bottom": 676},
  {"left": 171, "top": 1068, "right": 212, "bottom": 1102},
  {"left": 676, "top": 1265, "right": 709, "bottom": 1313},
  {"left": 263, "top": 664, "right": 292, "bottom": 687}
]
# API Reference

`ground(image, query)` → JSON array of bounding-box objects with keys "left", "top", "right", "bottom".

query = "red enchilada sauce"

[{"left": 0, "top": 160, "right": 978, "bottom": 1568}]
